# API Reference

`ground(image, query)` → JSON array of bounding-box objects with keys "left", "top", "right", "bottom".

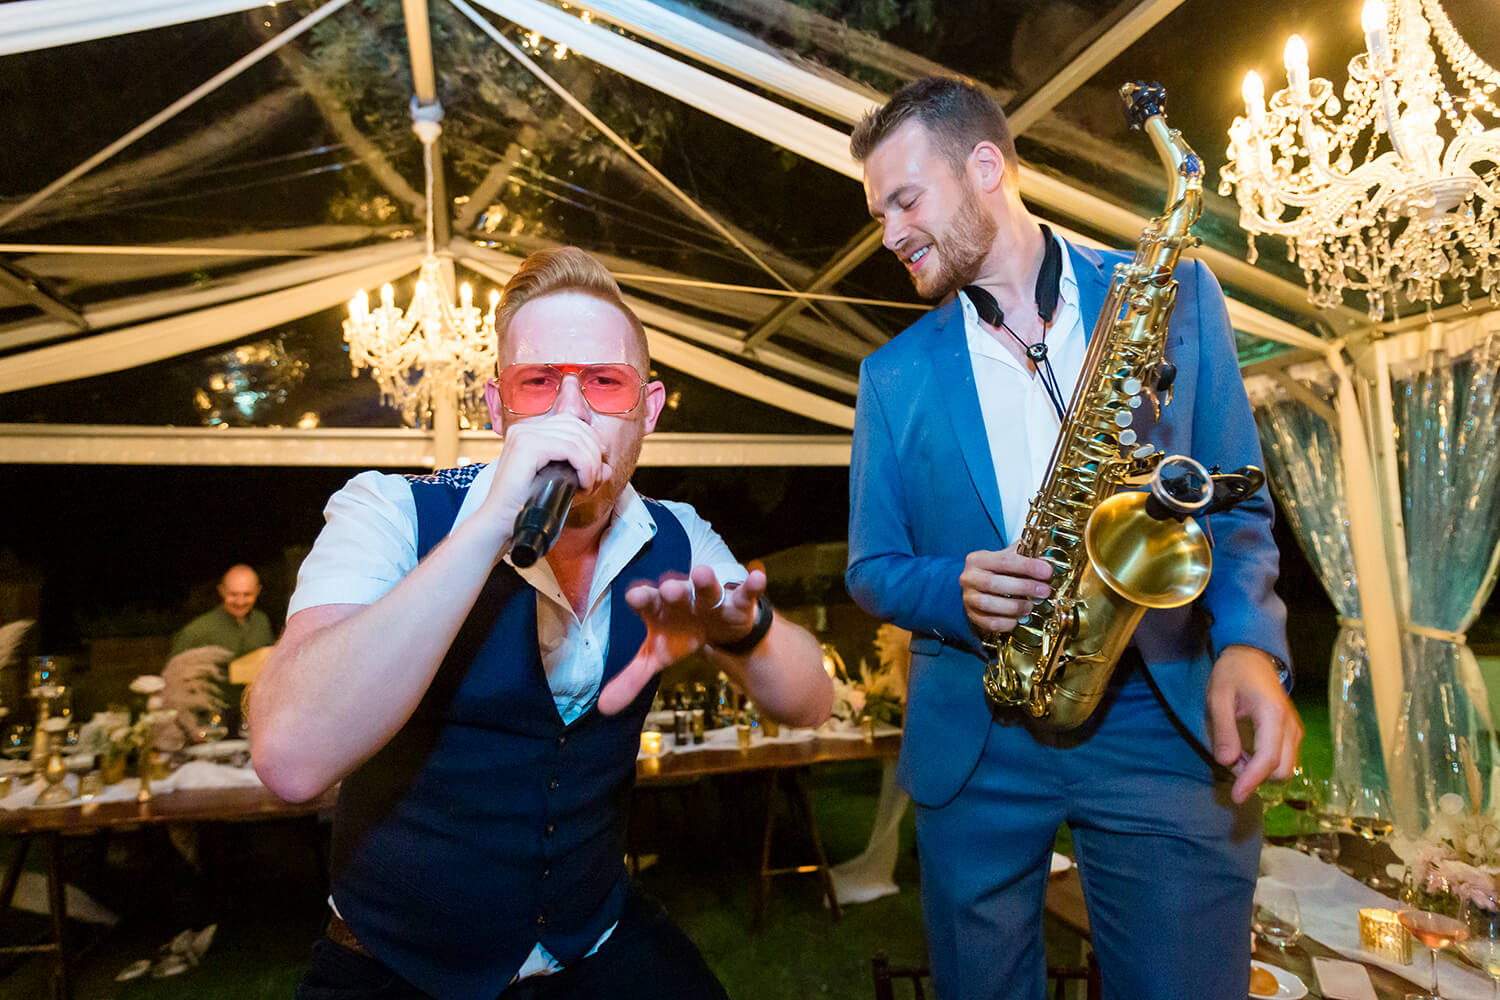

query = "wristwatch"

[{"left": 713, "top": 594, "right": 774, "bottom": 655}]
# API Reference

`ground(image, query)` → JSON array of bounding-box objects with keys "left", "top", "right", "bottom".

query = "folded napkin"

[{"left": 1261, "top": 845, "right": 1493, "bottom": 1000}]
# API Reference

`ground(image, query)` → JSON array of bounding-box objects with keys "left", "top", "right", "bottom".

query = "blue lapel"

[
  {"left": 1066, "top": 240, "right": 1112, "bottom": 346},
  {"left": 926, "top": 299, "right": 1007, "bottom": 543}
]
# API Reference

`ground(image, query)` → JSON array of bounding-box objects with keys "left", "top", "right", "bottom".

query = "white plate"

[
  {"left": 1250, "top": 960, "right": 1307, "bottom": 999},
  {"left": 1049, "top": 852, "right": 1072, "bottom": 876}
]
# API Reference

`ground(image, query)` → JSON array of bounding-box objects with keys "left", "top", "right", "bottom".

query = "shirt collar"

[{"left": 961, "top": 229, "right": 1081, "bottom": 364}]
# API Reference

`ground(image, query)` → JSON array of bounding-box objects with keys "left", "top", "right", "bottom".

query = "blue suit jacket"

[{"left": 846, "top": 240, "right": 1290, "bottom": 808}]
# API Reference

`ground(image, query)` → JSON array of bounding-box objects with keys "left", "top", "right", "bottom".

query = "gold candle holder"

[
  {"left": 639, "top": 730, "right": 663, "bottom": 756},
  {"left": 1359, "top": 908, "right": 1412, "bottom": 964}
]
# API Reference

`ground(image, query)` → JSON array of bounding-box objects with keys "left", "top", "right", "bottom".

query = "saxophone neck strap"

[
  {"left": 962, "top": 224, "right": 1067, "bottom": 421},
  {"left": 961, "top": 224, "right": 1062, "bottom": 330}
]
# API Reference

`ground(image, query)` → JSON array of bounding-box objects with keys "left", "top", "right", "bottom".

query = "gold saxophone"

[{"left": 981, "top": 83, "right": 1260, "bottom": 729}]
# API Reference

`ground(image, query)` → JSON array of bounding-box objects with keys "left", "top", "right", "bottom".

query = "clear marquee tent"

[{"left": 1, "top": 0, "right": 1499, "bottom": 827}]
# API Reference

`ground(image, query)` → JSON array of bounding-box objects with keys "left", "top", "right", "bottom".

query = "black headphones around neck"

[{"left": 962, "top": 224, "right": 1062, "bottom": 331}]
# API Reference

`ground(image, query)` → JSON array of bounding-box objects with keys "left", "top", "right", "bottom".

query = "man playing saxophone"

[{"left": 846, "top": 77, "right": 1302, "bottom": 1000}]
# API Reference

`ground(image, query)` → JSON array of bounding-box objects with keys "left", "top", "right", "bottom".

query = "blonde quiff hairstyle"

[{"left": 495, "top": 247, "right": 649, "bottom": 370}]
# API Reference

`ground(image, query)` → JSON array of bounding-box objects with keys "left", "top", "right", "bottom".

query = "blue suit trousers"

[{"left": 914, "top": 668, "right": 1262, "bottom": 1000}]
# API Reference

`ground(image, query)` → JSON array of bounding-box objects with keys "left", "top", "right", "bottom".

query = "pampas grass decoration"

[
  {"left": 0, "top": 619, "right": 34, "bottom": 670},
  {"left": 161, "top": 646, "right": 231, "bottom": 724}
]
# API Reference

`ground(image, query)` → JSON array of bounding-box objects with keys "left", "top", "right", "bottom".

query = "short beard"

[
  {"left": 912, "top": 182, "right": 997, "bottom": 300},
  {"left": 563, "top": 426, "right": 644, "bottom": 530}
]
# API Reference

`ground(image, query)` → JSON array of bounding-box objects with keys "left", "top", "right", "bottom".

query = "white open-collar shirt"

[{"left": 958, "top": 231, "right": 1087, "bottom": 546}]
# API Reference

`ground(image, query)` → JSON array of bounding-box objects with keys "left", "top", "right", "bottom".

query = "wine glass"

[
  {"left": 1460, "top": 892, "right": 1500, "bottom": 999},
  {"left": 1281, "top": 766, "right": 1316, "bottom": 848},
  {"left": 1, "top": 723, "right": 32, "bottom": 761},
  {"left": 27, "top": 655, "right": 66, "bottom": 695},
  {"left": 1350, "top": 782, "right": 1398, "bottom": 889},
  {"left": 1310, "top": 777, "right": 1348, "bottom": 866},
  {"left": 1253, "top": 882, "right": 1302, "bottom": 952},
  {"left": 1400, "top": 877, "right": 1469, "bottom": 1000}
]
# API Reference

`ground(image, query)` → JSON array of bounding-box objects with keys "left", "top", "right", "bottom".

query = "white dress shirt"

[{"left": 960, "top": 231, "right": 1087, "bottom": 545}]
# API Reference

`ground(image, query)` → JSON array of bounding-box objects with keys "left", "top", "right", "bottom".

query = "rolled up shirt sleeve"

[
  {"left": 287, "top": 471, "right": 420, "bottom": 617},
  {"left": 656, "top": 499, "right": 748, "bottom": 589}
]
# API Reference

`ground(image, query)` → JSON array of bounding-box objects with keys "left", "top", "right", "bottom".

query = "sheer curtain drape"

[
  {"left": 1247, "top": 371, "right": 1384, "bottom": 797},
  {"left": 1387, "top": 332, "right": 1500, "bottom": 824}
]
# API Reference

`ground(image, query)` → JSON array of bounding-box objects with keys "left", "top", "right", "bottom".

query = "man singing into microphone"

[{"left": 251, "top": 246, "right": 832, "bottom": 1000}]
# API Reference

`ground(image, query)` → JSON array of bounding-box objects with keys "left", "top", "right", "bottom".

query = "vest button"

[
  {"left": 556, "top": 735, "right": 568, "bottom": 747},
  {"left": 548, "top": 778, "right": 560, "bottom": 791},
  {"left": 545, "top": 823, "right": 556, "bottom": 837},
  {"left": 542, "top": 867, "right": 552, "bottom": 880},
  {"left": 536, "top": 912, "right": 547, "bottom": 927}
]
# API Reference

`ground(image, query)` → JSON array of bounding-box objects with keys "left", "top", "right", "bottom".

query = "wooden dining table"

[
  {"left": 0, "top": 783, "right": 338, "bottom": 1000},
  {"left": 635, "top": 730, "right": 902, "bottom": 930},
  {"left": 1042, "top": 835, "right": 1445, "bottom": 1000}
]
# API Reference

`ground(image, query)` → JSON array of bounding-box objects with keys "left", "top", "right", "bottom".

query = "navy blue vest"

[{"left": 330, "top": 466, "right": 690, "bottom": 1000}]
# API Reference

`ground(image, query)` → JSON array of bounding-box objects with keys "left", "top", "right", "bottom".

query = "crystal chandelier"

[
  {"left": 344, "top": 103, "right": 498, "bottom": 427},
  {"left": 1220, "top": 0, "right": 1500, "bottom": 320}
]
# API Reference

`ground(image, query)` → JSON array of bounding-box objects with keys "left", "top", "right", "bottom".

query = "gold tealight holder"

[
  {"left": 639, "top": 730, "right": 663, "bottom": 757},
  {"left": 1359, "top": 908, "right": 1412, "bottom": 964}
]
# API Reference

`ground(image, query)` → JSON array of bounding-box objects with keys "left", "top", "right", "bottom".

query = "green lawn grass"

[{"left": 0, "top": 691, "right": 1335, "bottom": 999}]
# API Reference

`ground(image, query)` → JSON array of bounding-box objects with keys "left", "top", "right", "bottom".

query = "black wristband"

[{"left": 712, "top": 594, "right": 774, "bottom": 656}]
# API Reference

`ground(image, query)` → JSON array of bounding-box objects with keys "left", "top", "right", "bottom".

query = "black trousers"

[{"left": 295, "top": 884, "right": 729, "bottom": 1000}]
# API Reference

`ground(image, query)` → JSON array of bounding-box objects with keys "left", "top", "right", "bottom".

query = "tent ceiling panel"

[
  {"left": 668, "top": 0, "right": 1139, "bottom": 106},
  {"left": 11, "top": 0, "right": 1486, "bottom": 459}
]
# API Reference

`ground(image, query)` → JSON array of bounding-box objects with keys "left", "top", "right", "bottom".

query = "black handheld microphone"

[{"left": 509, "top": 461, "right": 579, "bottom": 568}]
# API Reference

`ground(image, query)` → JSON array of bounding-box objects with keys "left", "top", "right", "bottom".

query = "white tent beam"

[
  {"left": 0, "top": 0, "right": 353, "bottom": 231},
  {"left": 1, "top": 0, "right": 276, "bottom": 55},
  {"left": 643, "top": 327, "right": 854, "bottom": 429},
  {"left": 0, "top": 250, "right": 420, "bottom": 393},
  {"left": 1005, "top": 0, "right": 1188, "bottom": 134},
  {"left": 461, "top": 0, "right": 860, "bottom": 180},
  {"left": 453, "top": 242, "right": 860, "bottom": 395},
  {"left": 493, "top": 0, "right": 1360, "bottom": 336},
  {"left": 743, "top": 223, "right": 884, "bottom": 349},
  {"left": 0, "top": 240, "right": 420, "bottom": 353},
  {"left": 571, "top": 0, "right": 882, "bottom": 124},
  {"left": 0, "top": 424, "right": 852, "bottom": 468}
]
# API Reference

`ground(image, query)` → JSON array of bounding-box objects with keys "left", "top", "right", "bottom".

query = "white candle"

[
  {"left": 1284, "top": 34, "right": 1310, "bottom": 103},
  {"left": 1362, "top": 0, "right": 1389, "bottom": 64},
  {"left": 1242, "top": 71, "right": 1266, "bottom": 129}
]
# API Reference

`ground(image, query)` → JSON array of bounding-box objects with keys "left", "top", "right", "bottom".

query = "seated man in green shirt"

[{"left": 172, "top": 564, "right": 275, "bottom": 658}]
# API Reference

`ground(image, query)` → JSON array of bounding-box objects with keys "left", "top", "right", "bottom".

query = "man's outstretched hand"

[{"left": 596, "top": 565, "right": 766, "bottom": 715}]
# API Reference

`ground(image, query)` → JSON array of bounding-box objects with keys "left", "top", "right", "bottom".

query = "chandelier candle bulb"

[
  {"left": 1285, "top": 35, "right": 1310, "bottom": 103},
  {"left": 1362, "top": 0, "right": 1390, "bottom": 65},
  {"left": 380, "top": 284, "right": 395, "bottom": 309},
  {"left": 1243, "top": 72, "right": 1266, "bottom": 129}
]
